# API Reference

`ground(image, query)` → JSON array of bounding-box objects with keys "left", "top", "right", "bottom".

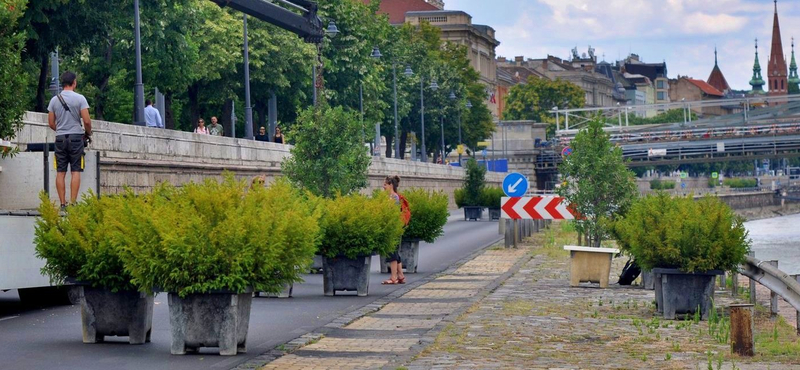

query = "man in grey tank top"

[{"left": 47, "top": 71, "right": 93, "bottom": 210}]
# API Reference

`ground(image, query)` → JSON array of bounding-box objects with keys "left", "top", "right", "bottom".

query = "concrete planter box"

[
  {"left": 488, "top": 207, "right": 501, "bottom": 220},
  {"left": 256, "top": 283, "right": 293, "bottom": 298},
  {"left": 168, "top": 291, "right": 253, "bottom": 355},
  {"left": 564, "top": 246, "right": 620, "bottom": 288},
  {"left": 653, "top": 268, "right": 722, "bottom": 320},
  {"left": 379, "top": 239, "right": 421, "bottom": 274},
  {"left": 463, "top": 206, "right": 483, "bottom": 221},
  {"left": 322, "top": 256, "right": 371, "bottom": 296},
  {"left": 309, "top": 255, "right": 323, "bottom": 273},
  {"left": 78, "top": 286, "right": 154, "bottom": 345},
  {"left": 642, "top": 271, "right": 655, "bottom": 290}
]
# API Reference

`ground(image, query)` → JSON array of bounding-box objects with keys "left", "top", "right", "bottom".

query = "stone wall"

[{"left": 11, "top": 113, "right": 502, "bottom": 208}]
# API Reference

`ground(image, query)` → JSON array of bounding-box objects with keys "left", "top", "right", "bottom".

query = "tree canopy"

[
  {"left": 0, "top": 0, "right": 27, "bottom": 145},
  {"left": 503, "top": 76, "right": 584, "bottom": 123}
]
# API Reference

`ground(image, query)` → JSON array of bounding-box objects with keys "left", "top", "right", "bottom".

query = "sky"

[{"left": 444, "top": 0, "right": 800, "bottom": 91}]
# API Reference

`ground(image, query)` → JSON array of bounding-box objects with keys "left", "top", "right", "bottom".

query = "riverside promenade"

[{"left": 252, "top": 222, "right": 800, "bottom": 370}]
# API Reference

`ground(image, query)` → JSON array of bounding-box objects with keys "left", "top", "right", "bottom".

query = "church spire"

[
  {"left": 708, "top": 47, "right": 730, "bottom": 93},
  {"left": 789, "top": 37, "right": 799, "bottom": 94},
  {"left": 768, "top": 0, "right": 788, "bottom": 95},
  {"left": 751, "top": 38, "right": 766, "bottom": 94},
  {"left": 714, "top": 47, "right": 718, "bottom": 67}
]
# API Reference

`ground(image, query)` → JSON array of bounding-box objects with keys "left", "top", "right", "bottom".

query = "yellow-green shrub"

[
  {"left": 34, "top": 192, "right": 134, "bottom": 292},
  {"left": 116, "top": 176, "right": 320, "bottom": 297},
  {"left": 402, "top": 188, "right": 449, "bottom": 243},
  {"left": 613, "top": 193, "right": 750, "bottom": 273},
  {"left": 318, "top": 192, "right": 404, "bottom": 259}
]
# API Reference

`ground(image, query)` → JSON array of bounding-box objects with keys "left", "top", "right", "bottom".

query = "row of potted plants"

[
  {"left": 454, "top": 186, "right": 504, "bottom": 220},
  {"left": 34, "top": 175, "right": 450, "bottom": 354}
]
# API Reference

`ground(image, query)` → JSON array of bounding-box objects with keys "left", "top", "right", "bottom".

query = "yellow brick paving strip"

[
  {"left": 378, "top": 302, "right": 464, "bottom": 316},
  {"left": 434, "top": 275, "right": 497, "bottom": 281},
  {"left": 301, "top": 338, "right": 419, "bottom": 353},
  {"left": 345, "top": 317, "right": 442, "bottom": 331},
  {"left": 401, "top": 289, "right": 477, "bottom": 299},
  {"left": 260, "top": 354, "right": 388, "bottom": 370},
  {"left": 257, "top": 246, "right": 533, "bottom": 370},
  {"left": 416, "top": 281, "right": 489, "bottom": 290}
]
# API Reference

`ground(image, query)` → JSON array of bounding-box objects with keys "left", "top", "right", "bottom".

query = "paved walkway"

[{"left": 253, "top": 226, "right": 800, "bottom": 370}]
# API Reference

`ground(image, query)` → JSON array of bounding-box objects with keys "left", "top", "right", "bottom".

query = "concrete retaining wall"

[{"left": 11, "top": 113, "right": 502, "bottom": 208}]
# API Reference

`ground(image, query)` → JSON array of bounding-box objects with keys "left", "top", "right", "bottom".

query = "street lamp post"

[
  {"left": 133, "top": 0, "right": 145, "bottom": 125},
  {"left": 366, "top": 47, "right": 382, "bottom": 155},
  {"left": 461, "top": 100, "right": 472, "bottom": 164},
  {"left": 312, "top": 21, "right": 339, "bottom": 107},
  {"left": 440, "top": 116, "right": 445, "bottom": 163},
  {"left": 243, "top": 14, "right": 254, "bottom": 139},
  {"left": 420, "top": 78, "right": 438, "bottom": 162}
]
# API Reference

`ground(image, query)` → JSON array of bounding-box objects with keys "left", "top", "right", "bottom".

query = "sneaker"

[{"left": 59, "top": 204, "right": 67, "bottom": 215}]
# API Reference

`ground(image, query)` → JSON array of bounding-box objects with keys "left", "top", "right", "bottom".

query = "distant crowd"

[{"left": 145, "top": 100, "right": 284, "bottom": 144}]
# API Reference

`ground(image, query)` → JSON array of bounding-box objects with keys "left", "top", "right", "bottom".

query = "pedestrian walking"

[
  {"left": 47, "top": 71, "right": 92, "bottom": 211},
  {"left": 255, "top": 126, "right": 269, "bottom": 142},
  {"left": 382, "top": 175, "right": 411, "bottom": 285},
  {"left": 273, "top": 126, "right": 284, "bottom": 144},
  {"left": 208, "top": 116, "right": 223, "bottom": 136},
  {"left": 194, "top": 118, "right": 209, "bottom": 135},
  {"left": 144, "top": 99, "right": 163, "bottom": 128}
]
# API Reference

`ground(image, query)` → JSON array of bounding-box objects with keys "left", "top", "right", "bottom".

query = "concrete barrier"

[{"left": 11, "top": 113, "right": 502, "bottom": 208}]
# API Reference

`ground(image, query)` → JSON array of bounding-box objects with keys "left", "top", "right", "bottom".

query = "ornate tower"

[
  {"left": 750, "top": 39, "right": 766, "bottom": 94},
  {"left": 707, "top": 47, "right": 730, "bottom": 94},
  {"left": 768, "top": 0, "right": 788, "bottom": 96},
  {"left": 789, "top": 38, "right": 800, "bottom": 94}
]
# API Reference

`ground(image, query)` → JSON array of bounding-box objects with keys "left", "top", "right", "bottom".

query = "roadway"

[{"left": 0, "top": 212, "right": 502, "bottom": 370}]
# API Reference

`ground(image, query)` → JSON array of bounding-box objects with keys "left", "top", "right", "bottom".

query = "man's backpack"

[{"left": 398, "top": 194, "right": 411, "bottom": 226}]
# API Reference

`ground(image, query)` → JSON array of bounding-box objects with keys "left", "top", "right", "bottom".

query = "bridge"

[{"left": 537, "top": 95, "right": 800, "bottom": 170}]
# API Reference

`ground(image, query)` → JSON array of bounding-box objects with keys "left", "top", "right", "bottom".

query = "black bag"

[{"left": 618, "top": 259, "right": 641, "bottom": 285}]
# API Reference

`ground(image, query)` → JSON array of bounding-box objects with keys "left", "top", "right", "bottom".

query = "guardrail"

[{"left": 738, "top": 255, "right": 800, "bottom": 330}]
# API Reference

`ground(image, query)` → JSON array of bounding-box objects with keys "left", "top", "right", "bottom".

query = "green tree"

[
  {"left": 282, "top": 104, "right": 371, "bottom": 198},
  {"left": 0, "top": 0, "right": 27, "bottom": 146},
  {"left": 504, "top": 76, "right": 584, "bottom": 123},
  {"left": 627, "top": 108, "right": 696, "bottom": 126},
  {"left": 462, "top": 158, "right": 486, "bottom": 206},
  {"left": 557, "top": 118, "right": 637, "bottom": 248}
]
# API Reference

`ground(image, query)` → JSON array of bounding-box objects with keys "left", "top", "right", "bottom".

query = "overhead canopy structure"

[{"left": 210, "top": 0, "right": 325, "bottom": 43}]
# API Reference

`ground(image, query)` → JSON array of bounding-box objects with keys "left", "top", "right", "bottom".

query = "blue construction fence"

[{"left": 449, "top": 159, "right": 508, "bottom": 172}]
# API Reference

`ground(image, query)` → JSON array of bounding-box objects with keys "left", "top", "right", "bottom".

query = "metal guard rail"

[{"left": 739, "top": 255, "right": 800, "bottom": 312}]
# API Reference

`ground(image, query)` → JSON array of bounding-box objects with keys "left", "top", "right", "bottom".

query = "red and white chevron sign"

[{"left": 501, "top": 197, "right": 576, "bottom": 220}]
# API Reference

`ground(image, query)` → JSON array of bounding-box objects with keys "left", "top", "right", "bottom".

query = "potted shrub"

[
  {"left": 34, "top": 192, "right": 154, "bottom": 345},
  {"left": 380, "top": 188, "right": 449, "bottom": 274},
  {"left": 319, "top": 193, "right": 404, "bottom": 296},
  {"left": 117, "top": 177, "right": 320, "bottom": 355},
  {"left": 613, "top": 193, "right": 750, "bottom": 320},
  {"left": 481, "top": 186, "right": 503, "bottom": 220},
  {"left": 557, "top": 118, "right": 637, "bottom": 288},
  {"left": 462, "top": 158, "right": 486, "bottom": 221}
]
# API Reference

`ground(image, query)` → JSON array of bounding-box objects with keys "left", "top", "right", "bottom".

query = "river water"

[{"left": 744, "top": 213, "right": 800, "bottom": 275}]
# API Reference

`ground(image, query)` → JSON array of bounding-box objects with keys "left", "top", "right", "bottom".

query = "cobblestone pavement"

[
  {"left": 405, "top": 238, "right": 800, "bottom": 370},
  {"left": 257, "top": 247, "right": 530, "bottom": 370}
]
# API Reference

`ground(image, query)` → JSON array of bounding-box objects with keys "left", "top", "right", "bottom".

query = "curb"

[{"left": 231, "top": 235, "right": 506, "bottom": 370}]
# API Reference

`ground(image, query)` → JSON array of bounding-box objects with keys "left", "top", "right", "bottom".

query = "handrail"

[{"left": 739, "top": 255, "right": 800, "bottom": 312}]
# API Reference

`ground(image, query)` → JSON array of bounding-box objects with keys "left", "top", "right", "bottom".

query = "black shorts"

[
  {"left": 385, "top": 251, "right": 401, "bottom": 264},
  {"left": 54, "top": 134, "right": 85, "bottom": 173}
]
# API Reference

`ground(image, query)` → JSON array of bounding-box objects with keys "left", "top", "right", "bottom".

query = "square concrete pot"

[
  {"left": 256, "top": 283, "right": 293, "bottom": 298},
  {"left": 379, "top": 239, "right": 421, "bottom": 274},
  {"left": 488, "top": 207, "right": 501, "bottom": 220},
  {"left": 563, "top": 246, "right": 620, "bottom": 288},
  {"left": 463, "top": 206, "right": 483, "bottom": 221},
  {"left": 167, "top": 291, "right": 253, "bottom": 355},
  {"left": 79, "top": 286, "right": 154, "bottom": 345},
  {"left": 653, "top": 268, "right": 722, "bottom": 320},
  {"left": 322, "top": 255, "right": 371, "bottom": 296},
  {"left": 641, "top": 271, "right": 655, "bottom": 290}
]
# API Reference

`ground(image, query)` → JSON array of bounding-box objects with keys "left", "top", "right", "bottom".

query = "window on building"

[
  {"left": 657, "top": 91, "right": 666, "bottom": 101},
  {"left": 657, "top": 80, "right": 665, "bottom": 89},
  {"left": 781, "top": 80, "right": 784, "bottom": 90}
]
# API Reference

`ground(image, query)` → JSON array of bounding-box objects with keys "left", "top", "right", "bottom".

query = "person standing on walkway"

[
  {"left": 194, "top": 118, "right": 209, "bottom": 135},
  {"left": 273, "top": 126, "right": 284, "bottom": 144},
  {"left": 255, "top": 126, "right": 269, "bottom": 142},
  {"left": 47, "top": 71, "right": 92, "bottom": 210},
  {"left": 382, "top": 175, "right": 410, "bottom": 285},
  {"left": 144, "top": 99, "right": 163, "bottom": 128},
  {"left": 208, "top": 116, "right": 223, "bottom": 136}
]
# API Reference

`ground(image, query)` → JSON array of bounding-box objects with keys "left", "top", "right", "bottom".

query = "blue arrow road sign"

[{"left": 502, "top": 172, "right": 529, "bottom": 197}]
